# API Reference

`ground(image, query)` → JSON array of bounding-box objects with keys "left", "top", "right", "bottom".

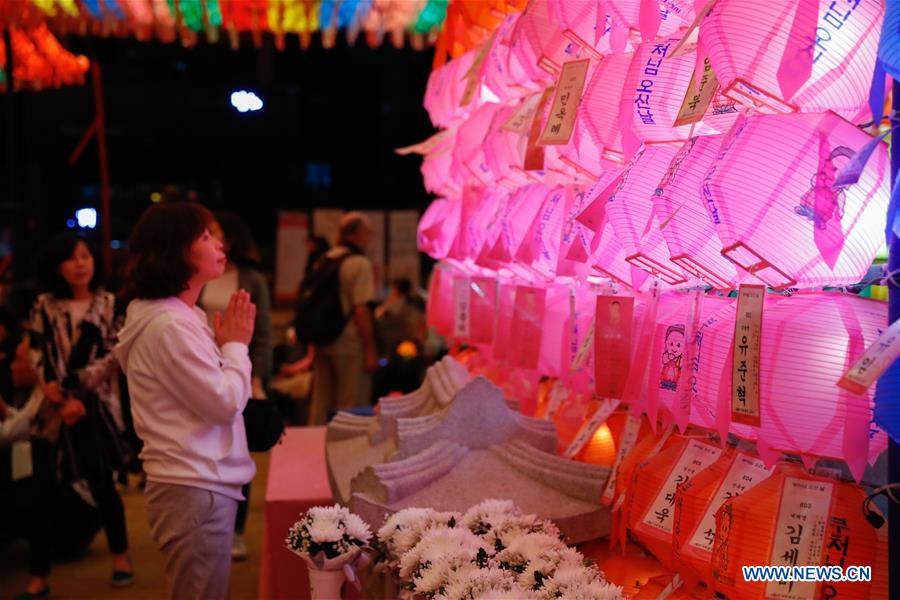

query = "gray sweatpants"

[{"left": 146, "top": 482, "right": 238, "bottom": 600}]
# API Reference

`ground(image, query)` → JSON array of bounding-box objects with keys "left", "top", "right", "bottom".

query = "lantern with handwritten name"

[
  {"left": 652, "top": 134, "right": 742, "bottom": 289},
  {"left": 703, "top": 112, "right": 890, "bottom": 289},
  {"left": 463, "top": 188, "right": 511, "bottom": 267},
  {"left": 621, "top": 38, "right": 718, "bottom": 145},
  {"left": 606, "top": 144, "right": 688, "bottom": 285},
  {"left": 672, "top": 448, "right": 775, "bottom": 590},
  {"left": 627, "top": 435, "right": 724, "bottom": 566},
  {"left": 710, "top": 464, "right": 887, "bottom": 599},
  {"left": 513, "top": 186, "right": 569, "bottom": 279},
  {"left": 610, "top": 428, "right": 685, "bottom": 544},
  {"left": 692, "top": 292, "right": 888, "bottom": 482},
  {"left": 548, "top": 0, "right": 612, "bottom": 57},
  {"left": 699, "top": 0, "right": 884, "bottom": 120},
  {"left": 487, "top": 184, "right": 553, "bottom": 280}
]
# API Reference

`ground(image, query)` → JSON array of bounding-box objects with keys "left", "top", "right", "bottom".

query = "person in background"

[
  {"left": 200, "top": 210, "right": 272, "bottom": 561},
  {"left": 19, "top": 233, "right": 132, "bottom": 600},
  {"left": 373, "top": 279, "right": 428, "bottom": 397},
  {"left": 304, "top": 236, "right": 331, "bottom": 280},
  {"left": 115, "top": 203, "right": 256, "bottom": 600},
  {"left": 308, "top": 212, "right": 378, "bottom": 424}
]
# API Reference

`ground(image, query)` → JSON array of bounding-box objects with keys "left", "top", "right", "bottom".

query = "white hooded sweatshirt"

[{"left": 115, "top": 297, "right": 255, "bottom": 500}]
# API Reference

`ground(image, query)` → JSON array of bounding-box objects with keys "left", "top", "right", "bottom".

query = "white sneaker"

[{"left": 232, "top": 535, "right": 248, "bottom": 561}]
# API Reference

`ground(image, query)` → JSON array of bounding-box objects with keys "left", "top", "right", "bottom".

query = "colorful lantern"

[
  {"left": 711, "top": 464, "right": 888, "bottom": 599},
  {"left": 423, "top": 49, "right": 477, "bottom": 128},
  {"left": 645, "top": 291, "right": 734, "bottom": 425},
  {"left": 626, "top": 434, "right": 724, "bottom": 566},
  {"left": 418, "top": 198, "right": 460, "bottom": 260},
  {"left": 452, "top": 103, "right": 502, "bottom": 188},
  {"left": 703, "top": 112, "right": 890, "bottom": 289},
  {"left": 672, "top": 447, "right": 775, "bottom": 591},
  {"left": 700, "top": 0, "right": 884, "bottom": 120},
  {"left": 620, "top": 38, "right": 716, "bottom": 145},
  {"left": 652, "top": 134, "right": 741, "bottom": 290},
  {"left": 606, "top": 144, "right": 688, "bottom": 285},
  {"left": 582, "top": 51, "right": 634, "bottom": 163},
  {"left": 692, "top": 292, "right": 888, "bottom": 481}
]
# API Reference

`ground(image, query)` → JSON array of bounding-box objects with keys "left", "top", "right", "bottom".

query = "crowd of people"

[{"left": 0, "top": 204, "right": 434, "bottom": 599}]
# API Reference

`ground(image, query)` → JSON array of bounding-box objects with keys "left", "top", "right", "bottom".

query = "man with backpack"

[{"left": 295, "top": 212, "right": 378, "bottom": 425}]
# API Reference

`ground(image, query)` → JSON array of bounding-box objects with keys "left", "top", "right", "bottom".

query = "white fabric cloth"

[
  {"left": 0, "top": 388, "right": 43, "bottom": 445},
  {"left": 115, "top": 297, "right": 255, "bottom": 501}
]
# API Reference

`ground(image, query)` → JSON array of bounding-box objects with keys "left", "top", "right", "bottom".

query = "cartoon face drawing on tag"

[
  {"left": 794, "top": 146, "right": 854, "bottom": 230},
  {"left": 660, "top": 323, "right": 686, "bottom": 391}
]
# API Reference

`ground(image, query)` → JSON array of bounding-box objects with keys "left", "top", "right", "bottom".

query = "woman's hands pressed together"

[{"left": 214, "top": 289, "right": 256, "bottom": 348}]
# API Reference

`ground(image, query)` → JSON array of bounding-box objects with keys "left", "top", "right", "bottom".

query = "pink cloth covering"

[{"left": 259, "top": 427, "right": 333, "bottom": 600}]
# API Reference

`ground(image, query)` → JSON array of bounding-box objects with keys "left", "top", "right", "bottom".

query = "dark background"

[{"left": 1, "top": 33, "right": 436, "bottom": 276}]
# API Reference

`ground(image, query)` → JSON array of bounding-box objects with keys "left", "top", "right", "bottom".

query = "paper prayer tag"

[
  {"left": 765, "top": 477, "right": 834, "bottom": 600},
  {"left": 538, "top": 58, "right": 590, "bottom": 146},
  {"left": 523, "top": 88, "right": 555, "bottom": 171},
  {"left": 837, "top": 317, "right": 900, "bottom": 396},
  {"left": 641, "top": 441, "right": 722, "bottom": 534},
  {"left": 503, "top": 92, "right": 545, "bottom": 134},
  {"left": 731, "top": 285, "right": 764, "bottom": 427},
  {"left": 673, "top": 56, "right": 719, "bottom": 128},
  {"left": 687, "top": 453, "right": 774, "bottom": 553},
  {"left": 563, "top": 397, "right": 621, "bottom": 458},
  {"left": 453, "top": 276, "right": 471, "bottom": 339},
  {"left": 600, "top": 413, "right": 642, "bottom": 506}
]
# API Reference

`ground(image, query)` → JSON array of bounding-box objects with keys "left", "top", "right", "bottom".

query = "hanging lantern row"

[
  {"left": 0, "top": 22, "right": 89, "bottom": 92},
  {"left": 0, "top": 0, "right": 451, "bottom": 50}
]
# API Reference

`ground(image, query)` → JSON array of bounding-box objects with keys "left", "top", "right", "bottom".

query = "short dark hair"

[
  {"left": 214, "top": 210, "right": 258, "bottom": 267},
  {"left": 38, "top": 232, "right": 102, "bottom": 299},
  {"left": 127, "top": 203, "right": 214, "bottom": 299}
]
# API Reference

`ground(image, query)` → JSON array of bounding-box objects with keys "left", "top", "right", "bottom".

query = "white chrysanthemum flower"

[
  {"left": 344, "top": 512, "right": 372, "bottom": 544},
  {"left": 399, "top": 526, "right": 490, "bottom": 590},
  {"left": 538, "top": 564, "right": 625, "bottom": 600},
  {"left": 378, "top": 507, "right": 436, "bottom": 543},
  {"left": 306, "top": 519, "right": 343, "bottom": 543},
  {"left": 496, "top": 533, "right": 566, "bottom": 572},
  {"left": 462, "top": 499, "right": 521, "bottom": 534},
  {"left": 436, "top": 566, "right": 522, "bottom": 600}
]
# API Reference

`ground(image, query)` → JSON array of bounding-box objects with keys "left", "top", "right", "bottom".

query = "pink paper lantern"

[
  {"left": 700, "top": 0, "right": 884, "bottom": 120},
  {"left": 487, "top": 184, "right": 553, "bottom": 281},
  {"left": 452, "top": 103, "right": 503, "bottom": 188},
  {"left": 463, "top": 188, "right": 512, "bottom": 267},
  {"left": 548, "top": 0, "right": 614, "bottom": 57},
  {"left": 425, "top": 263, "right": 455, "bottom": 336},
  {"left": 423, "top": 50, "right": 477, "bottom": 128},
  {"left": 421, "top": 135, "right": 462, "bottom": 198},
  {"left": 620, "top": 38, "right": 717, "bottom": 145},
  {"left": 582, "top": 51, "right": 634, "bottom": 163},
  {"left": 605, "top": 0, "right": 694, "bottom": 37},
  {"left": 606, "top": 144, "right": 688, "bottom": 285},
  {"left": 692, "top": 292, "right": 888, "bottom": 480},
  {"left": 418, "top": 198, "right": 460, "bottom": 259},
  {"left": 482, "top": 14, "right": 529, "bottom": 104},
  {"left": 645, "top": 291, "right": 734, "bottom": 425},
  {"left": 652, "top": 134, "right": 741, "bottom": 289},
  {"left": 704, "top": 112, "right": 890, "bottom": 289},
  {"left": 482, "top": 105, "right": 531, "bottom": 191},
  {"left": 509, "top": 0, "right": 579, "bottom": 83}
]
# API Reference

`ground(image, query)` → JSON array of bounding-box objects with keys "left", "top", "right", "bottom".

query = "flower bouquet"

[
  {"left": 375, "top": 499, "right": 625, "bottom": 599},
  {"left": 286, "top": 504, "right": 372, "bottom": 599}
]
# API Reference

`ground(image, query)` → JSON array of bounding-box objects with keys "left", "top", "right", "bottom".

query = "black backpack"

[{"left": 294, "top": 250, "right": 358, "bottom": 346}]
